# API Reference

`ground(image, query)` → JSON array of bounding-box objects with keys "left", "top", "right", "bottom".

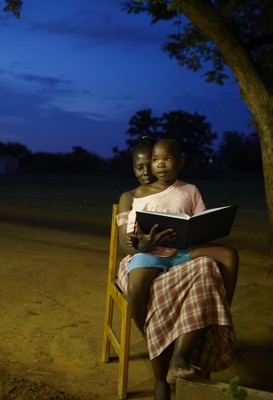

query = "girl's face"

[
  {"left": 133, "top": 150, "right": 156, "bottom": 185},
  {"left": 151, "top": 143, "right": 183, "bottom": 184}
]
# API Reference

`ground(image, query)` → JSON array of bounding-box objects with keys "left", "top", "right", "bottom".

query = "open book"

[{"left": 136, "top": 204, "right": 238, "bottom": 249}]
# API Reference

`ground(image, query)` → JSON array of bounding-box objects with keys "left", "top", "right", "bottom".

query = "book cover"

[{"left": 136, "top": 204, "right": 238, "bottom": 249}]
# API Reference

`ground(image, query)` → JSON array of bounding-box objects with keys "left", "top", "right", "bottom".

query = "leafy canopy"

[
  {"left": 2, "top": 0, "right": 23, "bottom": 18},
  {"left": 123, "top": 0, "right": 273, "bottom": 89},
  {"left": 125, "top": 108, "right": 217, "bottom": 159}
]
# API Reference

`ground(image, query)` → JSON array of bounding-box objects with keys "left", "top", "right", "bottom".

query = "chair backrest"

[{"left": 108, "top": 203, "right": 119, "bottom": 283}]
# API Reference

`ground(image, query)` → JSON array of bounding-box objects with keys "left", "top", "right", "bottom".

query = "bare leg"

[
  {"left": 150, "top": 345, "right": 173, "bottom": 400},
  {"left": 191, "top": 244, "right": 239, "bottom": 304},
  {"left": 127, "top": 267, "right": 161, "bottom": 334},
  {"left": 167, "top": 329, "right": 204, "bottom": 384}
]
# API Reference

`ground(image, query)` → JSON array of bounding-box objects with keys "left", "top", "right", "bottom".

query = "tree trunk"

[
  {"left": 177, "top": 0, "right": 273, "bottom": 256},
  {"left": 253, "top": 108, "right": 273, "bottom": 256}
]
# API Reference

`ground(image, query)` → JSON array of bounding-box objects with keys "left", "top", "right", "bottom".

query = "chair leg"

[
  {"left": 118, "top": 301, "right": 131, "bottom": 400},
  {"left": 102, "top": 291, "right": 114, "bottom": 363}
]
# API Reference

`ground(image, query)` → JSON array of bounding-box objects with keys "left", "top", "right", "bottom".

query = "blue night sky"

[{"left": 0, "top": 0, "right": 251, "bottom": 158}]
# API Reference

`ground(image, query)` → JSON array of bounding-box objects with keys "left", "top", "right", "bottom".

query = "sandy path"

[{"left": 0, "top": 210, "right": 272, "bottom": 399}]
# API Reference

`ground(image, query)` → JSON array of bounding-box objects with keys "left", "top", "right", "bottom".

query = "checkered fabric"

[
  {"left": 116, "top": 211, "right": 236, "bottom": 371},
  {"left": 118, "top": 255, "right": 236, "bottom": 371}
]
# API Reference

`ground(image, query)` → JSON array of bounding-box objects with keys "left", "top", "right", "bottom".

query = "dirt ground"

[{"left": 0, "top": 204, "right": 272, "bottom": 399}]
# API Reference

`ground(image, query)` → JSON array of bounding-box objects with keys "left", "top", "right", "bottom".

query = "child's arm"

[{"left": 118, "top": 190, "right": 137, "bottom": 255}]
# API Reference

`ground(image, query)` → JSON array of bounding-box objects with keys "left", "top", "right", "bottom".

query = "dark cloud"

[
  {"left": 0, "top": 83, "right": 47, "bottom": 116},
  {"left": 18, "top": 72, "right": 71, "bottom": 88},
  {"left": 26, "top": 5, "right": 171, "bottom": 49},
  {"left": 0, "top": 81, "right": 103, "bottom": 121},
  {"left": 0, "top": 69, "right": 76, "bottom": 110},
  {"left": 0, "top": 82, "right": 127, "bottom": 157},
  {"left": 0, "top": 69, "right": 71, "bottom": 89}
]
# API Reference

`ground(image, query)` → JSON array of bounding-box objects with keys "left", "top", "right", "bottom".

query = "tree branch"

[{"left": 172, "top": 0, "right": 269, "bottom": 114}]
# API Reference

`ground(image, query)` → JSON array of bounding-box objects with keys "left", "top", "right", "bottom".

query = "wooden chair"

[{"left": 102, "top": 204, "right": 131, "bottom": 399}]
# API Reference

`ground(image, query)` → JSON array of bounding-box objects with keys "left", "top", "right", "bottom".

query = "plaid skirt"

[{"left": 118, "top": 255, "right": 236, "bottom": 371}]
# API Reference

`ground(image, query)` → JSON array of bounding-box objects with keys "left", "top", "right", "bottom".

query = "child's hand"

[
  {"left": 148, "top": 225, "right": 176, "bottom": 247},
  {"left": 126, "top": 233, "right": 139, "bottom": 248},
  {"left": 126, "top": 223, "right": 144, "bottom": 249},
  {"left": 127, "top": 224, "right": 176, "bottom": 251}
]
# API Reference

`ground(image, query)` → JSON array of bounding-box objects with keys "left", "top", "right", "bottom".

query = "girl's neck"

[{"left": 154, "top": 178, "right": 177, "bottom": 190}]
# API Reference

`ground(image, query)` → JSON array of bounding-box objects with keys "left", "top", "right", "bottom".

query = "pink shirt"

[{"left": 127, "top": 180, "right": 206, "bottom": 256}]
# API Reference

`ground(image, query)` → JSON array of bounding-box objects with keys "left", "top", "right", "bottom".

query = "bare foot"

[{"left": 166, "top": 359, "right": 200, "bottom": 384}]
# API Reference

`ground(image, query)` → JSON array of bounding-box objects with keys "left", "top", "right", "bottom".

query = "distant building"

[{"left": 0, "top": 155, "right": 19, "bottom": 174}]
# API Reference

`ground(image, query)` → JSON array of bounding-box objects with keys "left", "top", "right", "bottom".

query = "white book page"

[
  {"left": 138, "top": 210, "right": 190, "bottom": 220},
  {"left": 192, "top": 205, "right": 230, "bottom": 218},
  {"left": 138, "top": 205, "right": 232, "bottom": 220}
]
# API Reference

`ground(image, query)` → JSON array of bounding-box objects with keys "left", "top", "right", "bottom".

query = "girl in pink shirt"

[{"left": 124, "top": 138, "right": 239, "bottom": 385}]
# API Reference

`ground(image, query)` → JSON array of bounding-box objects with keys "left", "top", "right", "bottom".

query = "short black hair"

[
  {"left": 131, "top": 136, "right": 156, "bottom": 160},
  {"left": 153, "top": 138, "right": 183, "bottom": 159}
]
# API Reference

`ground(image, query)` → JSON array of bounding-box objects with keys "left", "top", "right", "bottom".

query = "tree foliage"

[
  {"left": 123, "top": 0, "right": 273, "bottom": 89},
  {"left": 126, "top": 109, "right": 218, "bottom": 152},
  {"left": 160, "top": 110, "right": 217, "bottom": 158},
  {"left": 126, "top": 109, "right": 160, "bottom": 147},
  {"left": 0, "top": 141, "right": 31, "bottom": 162},
  {"left": 218, "top": 131, "right": 262, "bottom": 172},
  {"left": 123, "top": 108, "right": 217, "bottom": 164},
  {"left": 0, "top": 141, "right": 107, "bottom": 173},
  {"left": 2, "top": 0, "right": 23, "bottom": 18}
]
